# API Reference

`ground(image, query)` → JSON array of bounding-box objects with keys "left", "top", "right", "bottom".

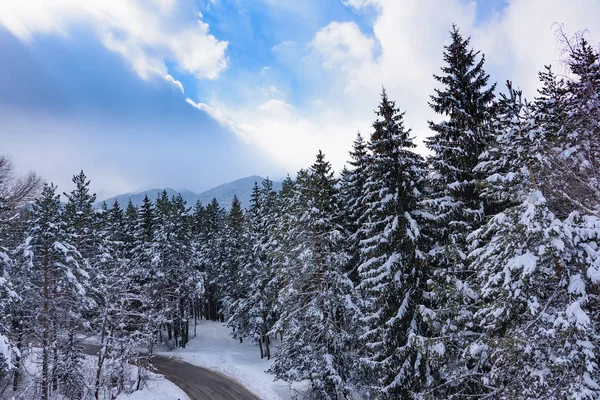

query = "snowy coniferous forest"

[{"left": 1, "top": 25, "right": 600, "bottom": 399}]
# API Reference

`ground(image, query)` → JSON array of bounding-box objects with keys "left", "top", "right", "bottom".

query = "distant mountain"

[{"left": 95, "top": 176, "right": 282, "bottom": 210}]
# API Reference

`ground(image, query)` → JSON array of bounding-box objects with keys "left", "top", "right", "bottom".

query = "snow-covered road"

[
  {"left": 161, "top": 320, "right": 302, "bottom": 400},
  {"left": 83, "top": 342, "right": 260, "bottom": 400}
]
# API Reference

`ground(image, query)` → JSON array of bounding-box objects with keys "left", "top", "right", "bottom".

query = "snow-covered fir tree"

[
  {"left": 271, "top": 151, "right": 355, "bottom": 399},
  {"left": 15, "top": 183, "right": 91, "bottom": 399},
  {"left": 422, "top": 25, "right": 496, "bottom": 397},
  {"left": 356, "top": 89, "right": 427, "bottom": 399},
  {"left": 197, "top": 198, "right": 227, "bottom": 322},
  {"left": 339, "top": 132, "right": 369, "bottom": 283}
]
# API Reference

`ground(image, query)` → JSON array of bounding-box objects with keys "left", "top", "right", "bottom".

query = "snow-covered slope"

[{"left": 95, "top": 176, "right": 282, "bottom": 209}]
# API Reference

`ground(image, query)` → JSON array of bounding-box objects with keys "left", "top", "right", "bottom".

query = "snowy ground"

[
  {"left": 159, "top": 320, "right": 305, "bottom": 400},
  {"left": 116, "top": 373, "right": 188, "bottom": 400},
  {"left": 3, "top": 346, "right": 187, "bottom": 400}
]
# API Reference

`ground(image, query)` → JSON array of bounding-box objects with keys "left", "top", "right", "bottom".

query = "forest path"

[{"left": 82, "top": 344, "right": 260, "bottom": 400}]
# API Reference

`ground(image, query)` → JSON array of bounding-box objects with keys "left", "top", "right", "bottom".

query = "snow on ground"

[
  {"left": 116, "top": 372, "right": 189, "bottom": 400},
  {"left": 6, "top": 346, "right": 187, "bottom": 400},
  {"left": 159, "top": 320, "right": 297, "bottom": 400}
]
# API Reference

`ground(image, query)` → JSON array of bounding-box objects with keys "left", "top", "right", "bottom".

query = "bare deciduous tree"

[{"left": 0, "top": 154, "right": 42, "bottom": 214}]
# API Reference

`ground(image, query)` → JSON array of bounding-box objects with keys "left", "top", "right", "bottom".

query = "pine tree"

[
  {"left": 63, "top": 170, "right": 97, "bottom": 257},
  {"left": 339, "top": 132, "right": 369, "bottom": 283},
  {"left": 424, "top": 22, "right": 496, "bottom": 253},
  {"left": 128, "top": 194, "right": 158, "bottom": 351},
  {"left": 271, "top": 151, "right": 354, "bottom": 399},
  {"left": 475, "top": 81, "right": 540, "bottom": 210},
  {"left": 123, "top": 200, "right": 138, "bottom": 254},
  {"left": 16, "top": 183, "right": 90, "bottom": 399},
  {"left": 544, "top": 37, "right": 600, "bottom": 216},
  {"left": 224, "top": 195, "right": 249, "bottom": 342},
  {"left": 198, "top": 198, "right": 227, "bottom": 322},
  {"left": 227, "top": 181, "right": 279, "bottom": 358},
  {"left": 422, "top": 25, "right": 496, "bottom": 397},
  {"left": 468, "top": 190, "right": 600, "bottom": 398},
  {"left": 152, "top": 192, "right": 195, "bottom": 347},
  {"left": 356, "top": 90, "right": 427, "bottom": 399},
  {"left": 424, "top": 23, "right": 495, "bottom": 262}
]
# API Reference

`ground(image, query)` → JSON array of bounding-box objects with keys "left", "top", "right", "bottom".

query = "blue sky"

[{"left": 0, "top": 0, "right": 597, "bottom": 201}]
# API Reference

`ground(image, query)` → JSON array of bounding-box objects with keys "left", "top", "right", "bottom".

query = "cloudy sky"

[{"left": 0, "top": 0, "right": 598, "bottom": 200}]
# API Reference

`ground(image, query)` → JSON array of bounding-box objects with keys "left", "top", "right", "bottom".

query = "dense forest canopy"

[{"left": 1, "top": 25, "right": 600, "bottom": 400}]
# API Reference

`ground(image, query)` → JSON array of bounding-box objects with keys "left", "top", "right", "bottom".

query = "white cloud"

[
  {"left": 0, "top": 0, "right": 228, "bottom": 83},
  {"left": 188, "top": 0, "right": 600, "bottom": 174},
  {"left": 311, "top": 21, "right": 375, "bottom": 70},
  {"left": 164, "top": 74, "right": 184, "bottom": 93},
  {"left": 3, "top": 0, "right": 597, "bottom": 178}
]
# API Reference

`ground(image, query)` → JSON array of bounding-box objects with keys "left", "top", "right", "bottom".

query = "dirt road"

[{"left": 83, "top": 344, "right": 260, "bottom": 400}]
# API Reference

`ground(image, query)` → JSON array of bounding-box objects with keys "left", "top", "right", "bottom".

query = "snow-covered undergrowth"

[
  {"left": 159, "top": 320, "right": 306, "bottom": 400},
  {"left": 3, "top": 347, "right": 187, "bottom": 400}
]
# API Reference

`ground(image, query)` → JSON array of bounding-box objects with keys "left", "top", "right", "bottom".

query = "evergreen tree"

[
  {"left": 422, "top": 25, "right": 496, "bottom": 397},
  {"left": 543, "top": 37, "right": 600, "bottom": 216},
  {"left": 271, "top": 152, "right": 354, "bottom": 399},
  {"left": 16, "top": 183, "right": 90, "bottom": 399},
  {"left": 475, "top": 81, "right": 540, "bottom": 210},
  {"left": 128, "top": 194, "right": 158, "bottom": 351},
  {"left": 198, "top": 198, "right": 227, "bottom": 321},
  {"left": 424, "top": 23, "right": 495, "bottom": 263},
  {"left": 356, "top": 90, "right": 427, "bottom": 399},
  {"left": 152, "top": 192, "right": 195, "bottom": 347},
  {"left": 339, "top": 132, "right": 369, "bottom": 283},
  {"left": 123, "top": 200, "right": 138, "bottom": 254},
  {"left": 63, "top": 170, "right": 97, "bottom": 257},
  {"left": 468, "top": 190, "right": 600, "bottom": 398}
]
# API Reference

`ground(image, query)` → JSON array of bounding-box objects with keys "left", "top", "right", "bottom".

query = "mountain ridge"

[{"left": 95, "top": 175, "right": 282, "bottom": 210}]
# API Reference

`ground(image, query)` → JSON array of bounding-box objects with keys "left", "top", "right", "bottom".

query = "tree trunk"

[
  {"left": 12, "top": 316, "right": 23, "bottom": 392},
  {"left": 94, "top": 313, "right": 108, "bottom": 400},
  {"left": 41, "top": 243, "right": 50, "bottom": 400},
  {"left": 259, "top": 338, "right": 264, "bottom": 359},
  {"left": 265, "top": 335, "right": 271, "bottom": 360},
  {"left": 51, "top": 330, "right": 58, "bottom": 392},
  {"left": 41, "top": 328, "right": 49, "bottom": 400}
]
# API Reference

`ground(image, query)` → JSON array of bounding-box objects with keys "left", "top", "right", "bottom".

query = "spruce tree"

[
  {"left": 424, "top": 23, "right": 495, "bottom": 260},
  {"left": 224, "top": 195, "right": 249, "bottom": 342},
  {"left": 271, "top": 151, "right": 354, "bottom": 399},
  {"left": 356, "top": 90, "right": 427, "bottom": 399},
  {"left": 128, "top": 194, "right": 158, "bottom": 351},
  {"left": 63, "top": 170, "right": 97, "bottom": 257},
  {"left": 16, "top": 183, "right": 90, "bottom": 399},
  {"left": 198, "top": 198, "right": 227, "bottom": 321},
  {"left": 339, "top": 132, "right": 369, "bottom": 283},
  {"left": 422, "top": 25, "right": 496, "bottom": 397},
  {"left": 468, "top": 190, "right": 600, "bottom": 397},
  {"left": 475, "top": 81, "right": 539, "bottom": 210},
  {"left": 547, "top": 37, "right": 600, "bottom": 216}
]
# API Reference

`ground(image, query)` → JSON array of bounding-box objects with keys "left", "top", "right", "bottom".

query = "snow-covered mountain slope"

[{"left": 95, "top": 175, "right": 282, "bottom": 209}]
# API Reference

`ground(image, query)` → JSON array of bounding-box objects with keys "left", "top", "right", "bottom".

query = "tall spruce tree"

[
  {"left": 16, "top": 183, "right": 90, "bottom": 399},
  {"left": 128, "top": 194, "right": 158, "bottom": 351},
  {"left": 424, "top": 23, "right": 496, "bottom": 261},
  {"left": 356, "top": 90, "right": 427, "bottom": 399},
  {"left": 339, "top": 132, "right": 369, "bottom": 283},
  {"left": 63, "top": 170, "right": 97, "bottom": 258},
  {"left": 271, "top": 152, "right": 354, "bottom": 399},
  {"left": 422, "top": 25, "right": 496, "bottom": 397}
]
